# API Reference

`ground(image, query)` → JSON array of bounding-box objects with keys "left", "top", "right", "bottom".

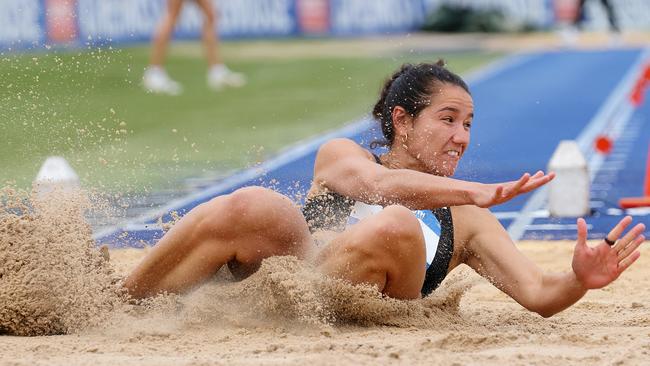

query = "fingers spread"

[
  {"left": 618, "top": 234, "right": 645, "bottom": 262},
  {"left": 606, "top": 216, "right": 634, "bottom": 244},
  {"left": 532, "top": 170, "right": 544, "bottom": 179},
  {"left": 617, "top": 250, "right": 641, "bottom": 274},
  {"left": 504, "top": 173, "right": 530, "bottom": 196},
  {"left": 617, "top": 223, "right": 646, "bottom": 252},
  {"left": 521, "top": 175, "right": 551, "bottom": 193},
  {"left": 495, "top": 171, "right": 553, "bottom": 201},
  {"left": 512, "top": 173, "right": 530, "bottom": 194}
]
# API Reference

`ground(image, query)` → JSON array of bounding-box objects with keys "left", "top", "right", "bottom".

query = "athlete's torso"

[{"left": 302, "top": 154, "right": 455, "bottom": 295}]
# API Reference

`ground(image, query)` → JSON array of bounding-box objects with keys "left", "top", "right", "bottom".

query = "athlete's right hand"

[{"left": 470, "top": 171, "right": 555, "bottom": 208}]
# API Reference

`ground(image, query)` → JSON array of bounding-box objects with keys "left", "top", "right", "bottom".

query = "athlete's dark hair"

[{"left": 371, "top": 60, "right": 470, "bottom": 148}]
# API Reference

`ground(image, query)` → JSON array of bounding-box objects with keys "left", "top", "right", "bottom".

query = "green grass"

[{"left": 0, "top": 41, "right": 501, "bottom": 192}]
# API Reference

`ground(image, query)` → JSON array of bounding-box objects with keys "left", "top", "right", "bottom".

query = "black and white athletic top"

[{"left": 302, "top": 154, "right": 455, "bottom": 295}]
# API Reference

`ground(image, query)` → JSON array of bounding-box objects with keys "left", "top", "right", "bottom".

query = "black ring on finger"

[{"left": 604, "top": 237, "right": 616, "bottom": 246}]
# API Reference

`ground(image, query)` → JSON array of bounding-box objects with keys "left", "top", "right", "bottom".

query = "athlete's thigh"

[
  {"left": 313, "top": 218, "right": 376, "bottom": 268},
  {"left": 167, "top": 0, "right": 184, "bottom": 14},
  {"left": 193, "top": 0, "right": 216, "bottom": 14},
  {"left": 225, "top": 189, "right": 317, "bottom": 279}
]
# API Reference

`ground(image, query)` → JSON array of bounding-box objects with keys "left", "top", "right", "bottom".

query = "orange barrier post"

[
  {"left": 631, "top": 87, "right": 644, "bottom": 107},
  {"left": 630, "top": 63, "right": 650, "bottom": 107},
  {"left": 619, "top": 145, "right": 650, "bottom": 208}
]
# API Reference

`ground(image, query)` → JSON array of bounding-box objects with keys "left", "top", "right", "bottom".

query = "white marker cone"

[
  {"left": 548, "top": 140, "right": 590, "bottom": 217},
  {"left": 33, "top": 156, "right": 81, "bottom": 196}
]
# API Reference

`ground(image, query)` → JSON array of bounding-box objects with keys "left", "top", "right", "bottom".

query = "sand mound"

[
  {"left": 0, "top": 187, "right": 124, "bottom": 336},
  {"left": 141, "top": 255, "right": 475, "bottom": 333}
]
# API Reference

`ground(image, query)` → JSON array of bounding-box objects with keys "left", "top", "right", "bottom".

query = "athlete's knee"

[
  {"left": 205, "top": 186, "right": 308, "bottom": 241},
  {"left": 371, "top": 206, "right": 426, "bottom": 263},
  {"left": 229, "top": 187, "right": 302, "bottom": 227},
  {"left": 371, "top": 206, "right": 426, "bottom": 296},
  {"left": 203, "top": 11, "right": 215, "bottom": 27},
  {"left": 226, "top": 186, "right": 277, "bottom": 217},
  {"left": 338, "top": 206, "right": 422, "bottom": 258},
  {"left": 190, "top": 187, "right": 271, "bottom": 236},
  {"left": 166, "top": 8, "right": 182, "bottom": 22},
  {"left": 374, "top": 206, "right": 422, "bottom": 242}
]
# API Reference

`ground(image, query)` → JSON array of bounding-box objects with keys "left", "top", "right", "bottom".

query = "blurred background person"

[
  {"left": 565, "top": 0, "right": 621, "bottom": 45},
  {"left": 143, "top": 0, "right": 246, "bottom": 95},
  {"left": 574, "top": 0, "right": 620, "bottom": 34}
]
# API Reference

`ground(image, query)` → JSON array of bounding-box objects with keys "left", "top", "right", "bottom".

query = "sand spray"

[{"left": 1, "top": 187, "right": 475, "bottom": 337}]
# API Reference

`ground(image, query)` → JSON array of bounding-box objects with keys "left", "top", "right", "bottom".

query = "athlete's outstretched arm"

[
  {"left": 313, "top": 138, "right": 554, "bottom": 210},
  {"left": 456, "top": 206, "right": 645, "bottom": 317}
]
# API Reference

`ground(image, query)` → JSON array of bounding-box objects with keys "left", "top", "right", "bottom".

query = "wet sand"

[{"left": 2, "top": 241, "right": 649, "bottom": 366}]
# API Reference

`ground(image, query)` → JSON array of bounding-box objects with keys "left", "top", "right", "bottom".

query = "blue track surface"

[{"left": 96, "top": 49, "right": 650, "bottom": 247}]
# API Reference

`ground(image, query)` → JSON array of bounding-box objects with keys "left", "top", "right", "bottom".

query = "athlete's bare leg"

[
  {"left": 314, "top": 205, "right": 427, "bottom": 300},
  {"left": 194, "top": 0, "right": 221, "bottom": 66},
  {"left": 149, "top": 0, "right": 184, "bottom": 66},
  {"left": 123, "top": 187, "right": 314, "bottom": 298}
]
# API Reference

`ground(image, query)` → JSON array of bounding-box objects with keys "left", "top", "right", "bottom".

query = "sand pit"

[
  {"left": 2, "top": 189, "right": 650, "bottom": 365},
  {"left": 0, "top": 247, "right": 650, "bottom": 365},
  {"left": 3, "top": 247, "right": 650, "bottom": 365}
]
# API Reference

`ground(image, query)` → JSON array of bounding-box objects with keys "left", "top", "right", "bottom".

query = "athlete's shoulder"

[
  {"left": 319, "top": 137, "right": 360, "bottom": 152},
  {"left": 317, "top": 138, "right": 373, "bottom": 160}
]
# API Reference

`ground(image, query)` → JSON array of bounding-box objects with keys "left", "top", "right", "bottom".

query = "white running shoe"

[
  {"left": 208, "top": 65, "right": 246, "bottom": 91},
  {"left": 557, "top": 26, "right": 579, "bottom": 47},
  {"left": 143, "top": 66, "right": 182, "bottom": 95},
  {"left": 608, "top": 32, "right": 623, "bottom": 47}
]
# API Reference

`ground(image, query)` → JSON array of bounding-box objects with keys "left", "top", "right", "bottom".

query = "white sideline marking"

[
  {"left": 526, "top": 224, "right": 592, "bottom": 231},
  {"left": 94, "top": 53, "right": 532, "bottom": 242},
  {"left": 493, "top": 209, "right": 549, "bottom": 220},
  {"left": 507, "top": 48, "right": 650, "bottom": 241},
  {"left": 627, "top": 208, "right": 650, "bottom": 216}
]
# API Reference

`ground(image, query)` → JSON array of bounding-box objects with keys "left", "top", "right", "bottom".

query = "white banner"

[
  {"left": 330, "top": 0, "right": 425, "bottom": 35},
  {"left": 76, "top": 0, "right": 296, "bottom": 43},
  {"left": 0, "top": 0, "right": 44, "bottom": 46},
  {"left": 218, "top": 0, "right": 296, "bottom": 37}
]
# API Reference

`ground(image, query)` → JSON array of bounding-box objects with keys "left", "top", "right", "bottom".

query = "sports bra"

[{"left": 302, "top": 153, "right": 455, "bottom": 295}]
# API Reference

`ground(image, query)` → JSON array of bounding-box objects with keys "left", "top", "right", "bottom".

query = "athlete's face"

[{"left": 400, "top": 84, "right": 474, "bottom": 176}]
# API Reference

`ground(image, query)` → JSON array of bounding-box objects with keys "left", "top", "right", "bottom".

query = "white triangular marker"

[
  {"left": 33, "top": 156, "right": 81, "bottom": 195},
  {"left": 35, "top": 156, "right": 79, "bottom": 184}
]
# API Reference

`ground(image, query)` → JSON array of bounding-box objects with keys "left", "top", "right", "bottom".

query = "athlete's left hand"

[
  {"left": 472, "top": 170, "right": 555, "bottom": 208},
  {"left": 572, "top": 216, "right": 645, "bottom": 289}
]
